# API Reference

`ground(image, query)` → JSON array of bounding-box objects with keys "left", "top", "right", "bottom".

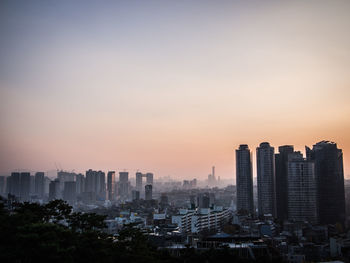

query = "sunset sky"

[{"left": 1, "top": 0, "right": 350, "bottom": 180}]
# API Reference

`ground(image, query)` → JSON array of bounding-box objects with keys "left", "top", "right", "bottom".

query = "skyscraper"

[
  {"left": 136, "top": 172, "right": 143, "bottom": 192},
  {"left": 236, "top": 144, "right": 254, "bottom": 215},
  {"left": 0, "top": 176, "right": 5, "bottom": 196},
  {"left": 85, "top": 169, "right": 96, "bottom": 193},
  {"left": 20, "top": 172, "right": 30, "bottom": 202},
  {"left": 96, "top": 171, "right": 106, "bottom": 201},
  {"left": 275, "top": 145, "right": 294, "bottom": 221},
  {"left": 57, "top": 171, "right": 75, "bottom": 192},
  {"left": 207, "top": 166, "right": 216, "bottom": 187},
  {"left": 63, "top": 181, "right": 77, "bottom": 205},
  {"left": 75, "top": 173, "right": 85, "bottom": 195},
  {"left": 6, "top": 176, "right": 12, "bottom": 196},
  {"left": 34, "top": 172, "right": 45, "bottom": 199},
  {"left": 30, "top": 175, "right": 35, "bottom": 195},
  {"left": 197, "top": 193, "right": 210, "bottom": 209},
  {"left": 146, "top": 173, "right": 153, "bottom": 185},
  {"left": 257, "top": 142, "right": 276, "bottom": 217},
  {"left": 49, "top": 179, "right": 61, "bottom": 201},
  {"left": 84, "top": 170, "right": 105, "bottom": 201},
  {"left": 119, "top": 172, "right": 129, "bottom": 200},
  {"left": 287, "top": 152, "right": 318, "bottom": 224},
  {"left": 9, "top": 172, "right": 21, "bottom": 198},
  {"left": 306, "top": 141, "right": 345, "bottom": 225},
  {"left": 107, "top": 171, "right": 115, "bottom": 201},
  {"left": 145, "top": 184, "right": 152, "bottom": 200},
  {"left": 132, "top": 190, "right": 140, "bottom": 201}
]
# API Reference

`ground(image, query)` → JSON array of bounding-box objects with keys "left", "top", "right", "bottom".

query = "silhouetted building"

[
  {"left": 44, "top": 176, "right": 50, "bottom": 196},
  {"left": 34, "top": 172, "right": 45, "bottom": 199},
  {"left": 9, "top": 172, "right": 20, "bottom": 198},
  {"left": 136, "top": 172, "right": 143, "bottom": 191},
  {"left": 132, "top": 190, "right": 140, "bottom": 201},
  {"left": 96, "top": 171, "right": 106, "bottom": 201},
  {"left": 146, "top": 173, "right": 153, "bottom": 185},
  {"left": 6, "top": 176, "right": 11, "bottom": 195},
  {"left": 287, "top": 152, "right": 318, "bottom": 224},
  {"left": 197, "top": 193, "right": 210, "bottom": 208},
  {"left": 58, "top": 171, "right": 75, "bottom": 192},
  {"left": 20, "top": 172, "right": 30, "bottom": 202},
  {"left": 119, "top": 172, "right": 129, "bottom": 200},
  {"left": 85, "top": 169, "right": 96, "bottom": 193},
  {"left": 190, "top": 195, "right": 196, "bottom": 208},
  {"left": 275, "top": 145, "right": 294, "bottom": 221},
  {"left": 85, "top": 169, "right": 106, "bottom": 201},
  {"left": 208, "top": 166, "right": 216, "bottom": 187},
  {"left": 160, "top": 193, "right": 169, "bottom": 206},
  {"left": 145, "top": 184, "right": 152, "bottom": 200},
  {"left": 30, "top": 175, "right": 35, "bottom": 195},
  {"left": 306, "top": 141, "right": 345, "bottom": 225},
  {"left": 49, "top": 179, "right": 61, "bottom": 201},
  {"left": 107, "top": 171, "right": 116, "bottom": 201},
  {"left": 236, "top": 144, "right": 254, "bottom": 215},
  {"left": 136, "top": 172, "right": 154, "bottom": 194},
  {"left": 0, "top": 176, "right": 6, "bottom": 196},
  {"left": 63, "top": 181, "right": 77, "bottom": 204},
  {"left": 257, "top": 142, "right": 276, "bottom": 217},
  {"left": 75, "top": 173, "right": 85, "bottom": 195}
]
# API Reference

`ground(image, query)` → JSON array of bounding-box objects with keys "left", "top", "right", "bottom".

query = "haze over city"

[{"left": 1, "top": 0, "right": 350, "bottom": 179}]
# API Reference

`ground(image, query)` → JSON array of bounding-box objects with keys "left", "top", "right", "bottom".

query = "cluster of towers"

[
  {"left": 90, "top": 171, "right": 154, "bottom": 202},
  {"left": 4, "top": 170, "right": 154, "bottom": 204},
  {"left": 236, "top": 141, "right": 345, "bottom": 225}
]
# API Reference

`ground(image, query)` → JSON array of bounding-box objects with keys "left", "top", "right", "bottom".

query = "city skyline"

[{"left": 1, "top": 0, "right": 350, "bottom": 179}]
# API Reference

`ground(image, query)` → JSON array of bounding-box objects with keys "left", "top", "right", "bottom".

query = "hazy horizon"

[{"left": 1, "top": 0, "right": 350, "bottom": 180}]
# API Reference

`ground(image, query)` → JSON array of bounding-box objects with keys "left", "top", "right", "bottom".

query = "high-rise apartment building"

[
  {"left": 135, "top": 172, "right": 154, "bottom": 194},
  {"left": 257, "top": 142, "right": 276, "bottom": 217},
  {"left": 75, "top": 173, "right": 85, "bottom": 195},
  {"left": 236, "top": 144, "right": 254, "bottom": 215},
  {"left": 132, "top": 190, "right": 140, "bottom": 201},
  {"left": 0, "top": 176, "right": 6, "bottom": 196},
  {"left": 136, "top": 172, "right": 143, "bottom": 192},
  {"left": 96, "top": 171, "right": 106, "bottom": 201},
  {"left": 20, "top": 172, "right": 30, "bottom": 202},
  {"left": 287, "top": 152, "right": 318, "bottom": 223},
  {"left": 30, "top": 175, "right": 35, "bottom": 195},
  {"left": 84, "top": 169, "right": 106, "bottom": 201},
  {"left": 49, "top": 179, "right": 61, "bottom": 201},
  {"left": 85, "top": 169, "right": 96, "bottom": 193},
  {"left": 145, "top": 184, "right": 152, "bottom": 200},
  {"left": 34, "top": 172, "right": 45, "bottom": 199},
  {"left": 306, "top": 141, "right": 345, "bottom": 225},
  {"left": 57, "top": 171, "right": 75, "bottom": 193},
  {"left": 275, "top": 145, "right": 294, "bottom": 221},
  {"left": 197, "top": 192, "right": 211, "bottom": 209},
  {"left": 119, "top": 172, "right": 129, "bottom": 200},
  {"left": 9, "top": 172, "right": 21, "bottom": 198},
  {"left": 107, "top": 171, "right": 115, "bottom": 201},
  {"left": 63, "top": 181, "right": 77, "bottom": 204},
  {"left": 146, "top": 173, "right": 153, "bottom": 185},
  {"left": 207, "top": 166, "right": 216, "bottom": 187}
]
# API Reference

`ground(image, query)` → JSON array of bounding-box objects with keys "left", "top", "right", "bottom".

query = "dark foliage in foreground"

[{"left": 0, "top": 198, "right": 280, "bottom": 263}]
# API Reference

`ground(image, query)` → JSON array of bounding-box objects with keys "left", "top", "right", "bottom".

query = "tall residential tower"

[
  {"left": 306, "top": 141, "right": 345, "bottom": 225},
  {"left": 287, "top": 152, "right": 318, "bottom": 223},
  {"left": 275, "top": 145, "right": 294, "bottom": 221},
  {"left": 257, "top": 142, "right": 276, "bottom": 217},
  {"left": 236, "top": 144, "right": 254, "bottom": 215}
]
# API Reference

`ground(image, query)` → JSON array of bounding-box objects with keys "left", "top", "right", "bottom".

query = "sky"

[{"left": 1, "top": 0, "right": 350, "bottom": 180}]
